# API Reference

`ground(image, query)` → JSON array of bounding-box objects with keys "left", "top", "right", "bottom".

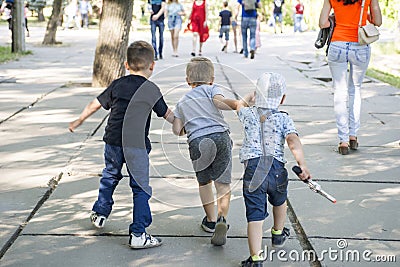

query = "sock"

[
  {"left": 251, "top": 255, "right": 262, "bottom": 261},
  {"left": 271, "top": 228, "right": 282, "bottom": 235}
]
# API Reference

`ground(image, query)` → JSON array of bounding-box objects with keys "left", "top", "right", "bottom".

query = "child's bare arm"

[
  {"left": 69, "top": 98, "right": 102, "bottom": 132},
  {"left": 172, "top": 117, "right": 186, "bottom": 136},
  {"left": 163, "top": 108, "right": 175, "bottom": 124},
  {"left": 213, "top": 94, "right": 239, "bottom": 110},
  {"left": 286, "top": 133, "right": 311, "bottom": 180},
  {"left": 213, "top": 92, "right": 254, "bottom": 111}
]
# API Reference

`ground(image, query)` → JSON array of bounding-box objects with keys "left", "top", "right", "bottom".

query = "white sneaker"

[
  {"left": 129, "top": 233, "right": 162, "bottom": 249},
  {"left": 90, "top": 212, "right": 107, "bottom": 228}
]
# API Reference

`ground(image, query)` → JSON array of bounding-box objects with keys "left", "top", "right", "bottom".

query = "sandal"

[
  {"left": 338, "top": 143, "right": 349, "bottom": 155},
  {"left": 349, "top": 138, "right": 358, "bottom": 150}
]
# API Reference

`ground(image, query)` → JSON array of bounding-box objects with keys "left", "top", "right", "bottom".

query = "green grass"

[
  {"left": 373, "top": 41, "right": 400, "bottom": 55},
  {"left": 0, "top": 46, "right": 33, "bottom": 64},
  {"left": 367, "top": 68, "right": 400, "bottom": 89}
]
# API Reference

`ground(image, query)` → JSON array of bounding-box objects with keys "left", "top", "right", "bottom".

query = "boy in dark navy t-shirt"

[
  {"left": 69, "top": 41, "right": 174, "bottom": 249},
  {"left": 219, "top": 1, "right": 232, "bottom": 52}
]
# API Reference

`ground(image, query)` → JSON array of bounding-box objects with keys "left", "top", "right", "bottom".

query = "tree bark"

[
  {"left": 42, "top": 0, "right": 63, "bottom": 45},
  {"left": 92, "top": 0, "right": 133, "bottom": 87},
  {"left": 12, "top": 0, "right": 25, "bottom": 53},
  {"left": 37, "top": 8, "right": 45, "bottom": 22}
]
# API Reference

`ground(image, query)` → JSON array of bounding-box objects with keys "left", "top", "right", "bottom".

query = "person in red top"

[
  {"left": 293, "top": 0, "right": 304, "bottom": 32},
  {"left": 319, "top": 0, "right": 381, "bottom": 155},
  {"left": 187, "top": 0, "right": 209, "bottom": 56}
]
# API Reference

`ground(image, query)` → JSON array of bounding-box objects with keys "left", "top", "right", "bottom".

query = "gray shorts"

[{"left": 188, "top": 131, "right": 232, "bottom": 185}]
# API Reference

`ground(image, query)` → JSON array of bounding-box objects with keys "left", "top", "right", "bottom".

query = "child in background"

[{"left": 219, "top": 1, "right": 232, "bottom": 53}]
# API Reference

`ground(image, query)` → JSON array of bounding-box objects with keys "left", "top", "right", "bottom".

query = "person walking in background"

[
  {"left": 273, "top": 0, "right": 284, "bottom": 34},
  {"left": 79, "top": 0, "right": 92, "bottom": 29},
  {"left": 24, "top": 2, "right": 30, "bottom": 37},
  {"left": 1, "top": 0, "right": 13, "bottom": 31},
  {"left": 219, "top": 1, "right": 232, "bottom": 53},
  {"left": 187, "top": 0, "right": 209, "bottom": 56},
  {"left": 293, "top": 0, "right": 304, "bottom": 33},
  {"left": 166, "top": 0, "right": 185, "bottom": 57},
  {"left": 149, "top": 0, "right": 166, "bottom": 60},
  {"left": 319, "top": 0, "right": 382, "bottom": 155},
  {"left": 255, "top": 14, "right": 261, "bottom": 51},
  {"left": 231, "top": 0, "right": 242, "bottom": 53},
  {"left": 65, "top": 0, "right": 80, "bottom": 29},
  {"left": 236, "top": 0, "right": 261, "bottom": 59}
]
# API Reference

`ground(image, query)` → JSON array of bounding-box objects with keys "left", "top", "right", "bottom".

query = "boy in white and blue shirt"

[{"left": 237, "top": 72, "right": 311, "bottom": 267}]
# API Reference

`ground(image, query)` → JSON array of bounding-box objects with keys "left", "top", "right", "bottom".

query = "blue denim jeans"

[
  {"left": 241, "top": 17, "right": 257, "bottom": 57},
  {"left": 294, "top": 14, "right": 303, "bottom": 32},
  {"left": 150, "top": 20, "right": 165, "bottom": 58},
  {"left": 92, "top": 144, "right": 152, "bottom": 234},
  {"left": 327, "top": 42, "right": 371, "bottom": 143}
]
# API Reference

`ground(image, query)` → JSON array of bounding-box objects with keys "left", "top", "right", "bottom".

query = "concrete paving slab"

[
  {"left": 288, "top": 182, "right": 400, "bottom": 240},
  {"left": 285, "top": 145, "right": 400, "bottom": 182},
  {"left": 0, "top": 235, "right": 307, "bottom": 267},
  {"left": 23, "top": 172, "right": 293, "bottom": 239},
  {"left": 309, "top": 238, "right": 399, "bottom": 266}
]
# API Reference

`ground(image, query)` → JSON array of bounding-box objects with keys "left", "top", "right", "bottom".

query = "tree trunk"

[
  {"left": 12, "top": 0, "right": 25, "bottom": 53},
  {"left": 42, "top": 0, "right": 63, "bottom": 45},
  {"left": 38, "top": 8, "right": 45, "bottom": 22},
  {"left": 92, "top": 0, "right": 133, "bottom": 87}
]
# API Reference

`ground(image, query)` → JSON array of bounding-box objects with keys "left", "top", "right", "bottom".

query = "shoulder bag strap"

[{"left": 358, "top": 0, "right": 366, "bottom": 27}]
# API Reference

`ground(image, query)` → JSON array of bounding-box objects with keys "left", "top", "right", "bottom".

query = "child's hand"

[
  {"left": 243, "top": 91, "right": 255, "bottom": 107},
  {"left": 298, "top": 165, "right": 311, "bottom": 181},
  {"left": 69, "top": 119, "right": 82, "bottom": 132}
]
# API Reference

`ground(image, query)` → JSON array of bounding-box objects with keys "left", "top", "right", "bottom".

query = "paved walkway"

[{"left": 0, "top": 26, "right": 399, "bottom": 266}]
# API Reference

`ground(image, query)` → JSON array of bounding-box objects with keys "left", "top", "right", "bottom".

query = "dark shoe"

[
  {"left": 349, "top": 138, "right": 358, "bottom": 150},
  {"left": 201, "top": 216, "right": 215, "bottom": 233},
  {"left": 154, "top": 56, "right": 158, "bottom": 61},
  {"left": 250, "top": 50, "right": 255, "bottom": 59},
  {"left": 271, "top": 227, "right": 290, "bottom": 248},
  {"left": 191, "top": 52, "right": 195, "bottom": 57},
  {"left": 211, "top": 216, "right": 228, "bottom": 246},
  {"left": 221, "top": 45, "right": 226, "bottom": 52},
  {"left": 241, "top": 255, "right": 264, "bottom": 267},
  {"left": 239, "top": 48, "right": 243, "bottom": 54},
  {"left": 159, "top": 55, "right": 163, "bottom": 60},
  {"left": 338, "top": 143, "right": 349, "bottom": 155}
]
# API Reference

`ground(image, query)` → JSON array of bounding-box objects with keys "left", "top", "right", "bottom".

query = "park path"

[{"left": 0, "top": 26, "right": 399, "bottom": 266}]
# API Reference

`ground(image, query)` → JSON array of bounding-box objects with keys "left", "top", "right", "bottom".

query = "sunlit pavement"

[{"left": 0, "top": 25, "right": 399, "bottom": 266}]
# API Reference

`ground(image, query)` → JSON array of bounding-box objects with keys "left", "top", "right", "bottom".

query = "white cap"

[{"left": 255, "top": 72, "right": 286, "bottom": 109}]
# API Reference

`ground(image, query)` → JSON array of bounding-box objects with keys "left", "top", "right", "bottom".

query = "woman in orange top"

[{"left": 319, "top": 0, "right": 381, "bottom": 155}]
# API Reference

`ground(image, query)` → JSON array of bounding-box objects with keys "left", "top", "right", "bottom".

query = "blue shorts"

[
  {"left": 274, "top": 12, "right": 283, "bottom": 23},
  {"left": 242, "top": 157, "right": 288, "bottom": 222},
  {"left": 219, "top": 25, "right": 230, "bottom": 40},
  {"left": 168, "top": 15, "right": 182, "bottom": 30},
  {"left": 188, "top": 131, "right": 232, "bottom": 185}
]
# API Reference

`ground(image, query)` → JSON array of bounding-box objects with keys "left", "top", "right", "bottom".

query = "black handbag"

[{"left": 315, "top": 14, "right": 335, "bottom": 53}]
